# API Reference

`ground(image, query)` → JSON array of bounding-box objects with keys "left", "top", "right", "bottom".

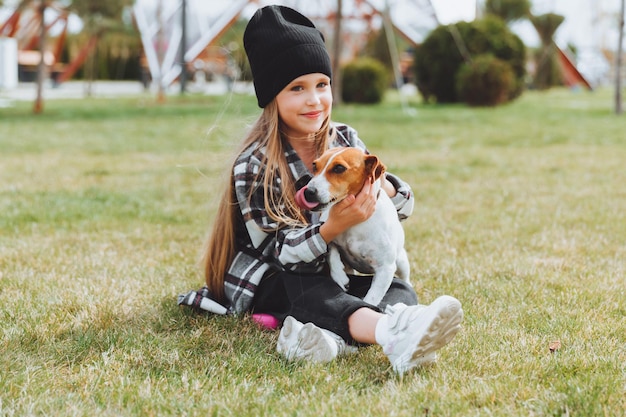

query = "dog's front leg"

[
  {"left": 363, "top": 264, "right": 396, "bottom": 306},
  {"left": 395, "top": 248, "right": 411, "bottom": 283},
  {"left": 328, "top": 245, "right": 350, "bottom": 291}
]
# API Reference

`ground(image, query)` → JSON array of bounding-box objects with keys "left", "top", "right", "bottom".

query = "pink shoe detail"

[{"left": 251, "top": 313, "right": 280, "bottom": 330}]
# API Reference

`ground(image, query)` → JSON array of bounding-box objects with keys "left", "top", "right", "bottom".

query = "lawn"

[{"left": 1, "top": 87, "right": 624, "bottom": 416}]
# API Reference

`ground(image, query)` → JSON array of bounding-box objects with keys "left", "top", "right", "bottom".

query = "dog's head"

[{"left": 295, "top": 147, "right": 386, "bottom": 211}]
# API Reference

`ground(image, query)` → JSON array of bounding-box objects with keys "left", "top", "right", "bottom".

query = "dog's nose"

[{"left": 304, "top": 186, "right": 317, "bottom": 203}]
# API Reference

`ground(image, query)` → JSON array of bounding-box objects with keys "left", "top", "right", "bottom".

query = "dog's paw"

[
  {"left": 330, "top": 270, "right": 350, "bottom": 291},
  {"left": 363, "top": 292, "right": 384, "bottom": 306},
  {"left": 331, "top": 274, "right": 349, "bottom": 291}
]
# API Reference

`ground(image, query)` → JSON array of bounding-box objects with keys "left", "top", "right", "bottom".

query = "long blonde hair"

[{"left": 202, "top": 100, "right": 334, "bottom": 302}]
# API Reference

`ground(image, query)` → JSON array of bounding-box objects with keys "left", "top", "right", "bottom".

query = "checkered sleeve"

[
  {"left": 234, "top": 144, "right": 328, "bottom": 273},
  {"left": 386, "top": 172, "right": 414, "bottom": 220},
  {"left": 275, "top": 224, "right": 328, "bottom": 272}
]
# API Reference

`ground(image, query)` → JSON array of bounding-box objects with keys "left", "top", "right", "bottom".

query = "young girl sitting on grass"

[{"left": 179, "top": 4, "right": 463, "bottom": 374}]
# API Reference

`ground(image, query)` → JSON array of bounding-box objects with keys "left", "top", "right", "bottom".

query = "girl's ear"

[{"left": 365, "top": 155, "right": 386, "bottom": 180}]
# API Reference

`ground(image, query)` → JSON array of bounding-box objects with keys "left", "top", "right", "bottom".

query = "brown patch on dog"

[{"left": 312, "top": 148, "right": 386, "bottom": 199}]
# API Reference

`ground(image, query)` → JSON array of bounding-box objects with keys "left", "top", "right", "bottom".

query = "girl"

[{"left": 179, "top": 5, "right": 463, "bottom": 374}]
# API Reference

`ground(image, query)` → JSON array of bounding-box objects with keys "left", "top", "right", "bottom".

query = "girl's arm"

[
  {"left": 234, "top": 149, "right": 329, "bottom": 272},
  {"left": 276, "top": 179, "right": 377, "bottom": 269}
]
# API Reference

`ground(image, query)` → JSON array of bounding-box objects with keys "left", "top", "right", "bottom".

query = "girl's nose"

[{"left": 306, "top": 91, "right": 321, "bottom": 105}]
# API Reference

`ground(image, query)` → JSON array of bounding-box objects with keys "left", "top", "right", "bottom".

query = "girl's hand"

[{"left": 319, "top": 179, "right": 377, "bottom": 243}]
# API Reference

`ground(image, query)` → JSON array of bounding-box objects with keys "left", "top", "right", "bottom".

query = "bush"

[
  {"left": 341, "top": 58, "right": 389, "bottom": 104},
  {"left": 456, "top": 54, "right": 515, "bottom": 106},
  {"left": 530, "top": 13, "right": 565, "bottom": 90},
  {"left": 414, "top": 15, "right": 526, "bottom": 104},
  {"left": 485, "top": 0, "right": 531, "bottom": 22}
]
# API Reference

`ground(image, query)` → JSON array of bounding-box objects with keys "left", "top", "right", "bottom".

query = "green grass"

[{"left": 1, "top": 87, "right": 625, "bottom": 416}]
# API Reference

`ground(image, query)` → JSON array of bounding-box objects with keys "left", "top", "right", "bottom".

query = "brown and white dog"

[{"left": 295, "top": 147, "right": 411, "bottom": 306}]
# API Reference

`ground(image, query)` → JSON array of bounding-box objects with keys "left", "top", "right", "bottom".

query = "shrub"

[
  {"left": 530, "top": 13, "right": 565, "bottom": 90},
  {"left": 414, "top": 15, "right": 526, "bottom": 104},
  {"left": 341, "top": 58, "right": 389, "bottom": 104},
  {"left": 485, "top": 0, "right": 531, "bottom": 22},
  {"left": 456, "top": 54, "right": 515, "bottom": 106}
]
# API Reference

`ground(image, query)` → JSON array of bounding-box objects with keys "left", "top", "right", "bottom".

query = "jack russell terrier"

[{"left": 295, "top": 147, "right": 411, "bottom": 306}]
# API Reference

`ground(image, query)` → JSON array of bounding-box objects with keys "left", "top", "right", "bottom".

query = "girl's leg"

[
  {"left": 343, "top": 276, "right": 421, "bottom": 345},
  {"left": 373, "top": 295, "right": 463, "bottom": 373},
  {"left": 251, "top": 272, "right": 291, "bottom": 322},
  {"left": 254, "top": 273, "right": 420, "bottom": 344},
  {"left": 347, "top": 276, "right": 418, "bottom": 310},
  {"left": 347, "top": 307, "right": 382, "bottom": 344},
  {"left": 277, "top": 272, "right": 376, "bottom": 344},
  {"left": 254, "top": 272, "right": 463, "bottom": 374}
]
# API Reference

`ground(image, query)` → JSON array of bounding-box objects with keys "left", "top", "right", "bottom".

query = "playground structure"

[
  {"left": 0, "top": 0, "right": 442, "bottom": 91},
  {"left": 0, "top": 1, "right": 98, "bottom": 85},
  {"left": 557, "top": 47, "right": 593, "bottom": 90},
  {"left": 1, "top": 0, "right": 618, "bottom": 92},
  {"left": 132, "top": 0, "right": 441, "bottom": 91}
]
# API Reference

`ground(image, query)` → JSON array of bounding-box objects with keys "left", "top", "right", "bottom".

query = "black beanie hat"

[{"left": 244, "top": 5, "right": 332, "bottom": 108}]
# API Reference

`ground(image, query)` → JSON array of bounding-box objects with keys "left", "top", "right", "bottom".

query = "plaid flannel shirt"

[{"left": 223, "top": 123, "right": 414, "bottom": 314}]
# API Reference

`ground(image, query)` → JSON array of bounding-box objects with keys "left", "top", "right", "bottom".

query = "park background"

[{"left": 1, "top": 1, "right": 625, "bottom": 416}]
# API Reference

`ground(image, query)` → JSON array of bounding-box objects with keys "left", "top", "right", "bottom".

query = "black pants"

[{"left": 251, "top": 271, "right": 418, "bottom": 344}]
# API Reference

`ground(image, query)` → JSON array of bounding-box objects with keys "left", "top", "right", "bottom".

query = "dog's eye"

[
  {"left": 332, "top": 164, "right": 346, "bottom": 174},
  {"left": 311, "top": 162, "right": 318, "bottom": 173}
]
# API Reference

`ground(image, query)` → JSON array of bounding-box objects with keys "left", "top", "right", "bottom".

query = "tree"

[
  {"left": 530, "top": 13, "right": 565, "bottom": 90},
  {"left": 65, "top": 0, "right": 131, "bottom": 95},
  {"left": 414, "top": 16, "right": 526, "bottom": 104},
  {"left": 485, "top": 0, "right": 531, "bottom": 23},
  {"left": 362, "top": 24, "right": 410, "bottom": 83},
  {"left": 68, "top": 0, "right": 129, "bottom": 21},
  {"left": 33, "top": 1, "right": 47, "bottom": 114}
]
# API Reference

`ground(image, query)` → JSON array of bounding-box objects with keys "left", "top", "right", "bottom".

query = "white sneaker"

[
  {"left": 276, "top": 316, "right": 305, "bottom": 359},
  {"left": 276, "top": 316, "right": 356, "bottom": 363},
  {"left": 379, "top": 296, "right": 463, "bottom": 374},
  {"left": 383, "top": 303, "right": 437, "bottom": 366}
]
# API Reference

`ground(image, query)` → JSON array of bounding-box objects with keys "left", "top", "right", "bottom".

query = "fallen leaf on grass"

[{"left": 549, "top": 340, "right": 561, "bottom": 352}]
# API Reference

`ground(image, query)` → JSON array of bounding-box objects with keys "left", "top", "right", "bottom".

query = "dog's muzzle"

[{"left": 295, "top": 186, "right": 320, "bottom": 210}]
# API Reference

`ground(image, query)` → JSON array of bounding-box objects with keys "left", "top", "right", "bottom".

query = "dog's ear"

[
  {"left": 374, "top": 161, "right": 386, "bottom": 180},
  {"left": 364, "top": 155, "right": 386, "bottom": 181}
]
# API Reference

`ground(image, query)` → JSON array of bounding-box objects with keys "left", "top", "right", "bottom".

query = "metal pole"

[
  {"left": 383, "top": 0, "right": 412, "bottom": 115},
  {"left": 180, "top": 0, "right": 187, "bottom": 94},
  {"left": 331, "top": 0, "right": 343, "bottom": 105},
  {"left": 157, "top": 0, "right": 165, "bottom": 102},
  {"left": 616, "top": 0, "right": 624, "bottom": 114}
]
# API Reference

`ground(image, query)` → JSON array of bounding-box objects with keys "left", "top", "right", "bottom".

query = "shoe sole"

[
  {"left": 297, "top": 323, "right": 337, "bottom": 363},
  {"left": 395, "top": 296, "right": 463, "bottom": 373},
  {"left": 277, "top": 318, "right": 338, "bottom": 363},
  {"left": 276, "top": 316, "right": 303, "bottom": 358}
]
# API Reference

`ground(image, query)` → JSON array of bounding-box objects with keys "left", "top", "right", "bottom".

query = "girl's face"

[{"left": 275, "top": 73, "right": 332, "bottom": 139}]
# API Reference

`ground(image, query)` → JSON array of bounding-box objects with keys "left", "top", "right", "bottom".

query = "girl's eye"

[
  {"left": 291, "top": 85, "right": 304, "bottom": 92},
  {"left": 317, "top": 82, "right": 328, "bottom": 88},
  {"left": 332, "top": 164, "right": 346, "bottom": 174}
]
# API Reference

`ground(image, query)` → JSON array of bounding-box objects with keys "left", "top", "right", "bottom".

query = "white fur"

[{"left": 308, "top": 171, "right": 411, "bottom": 306}]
